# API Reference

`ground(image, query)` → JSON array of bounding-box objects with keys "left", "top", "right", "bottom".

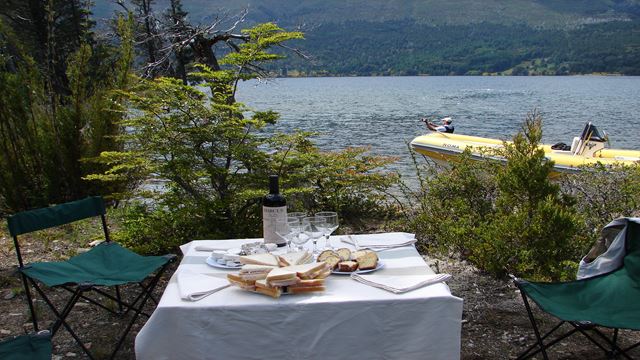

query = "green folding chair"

[
  {"left": 0, "top": 331, "right": 51, "bottom": 360},
  {"left": 7, "top": 196, "right": 176, "bottom": 360},
  {"left": 513, "top": 217, "right": 640, "bottom": 359}
]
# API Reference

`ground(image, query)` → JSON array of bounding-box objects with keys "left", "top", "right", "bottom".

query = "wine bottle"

[{"left": 262, "top": 175, "right": 287, "bottom": 247}]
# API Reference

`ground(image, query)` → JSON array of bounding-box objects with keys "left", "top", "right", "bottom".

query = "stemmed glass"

[
  {"left": 316, "top": 211, "right": 339, "bottom": 250},
  {"left": 287, "top": 212, "right": 307, "bottom": 222},
  {"left": 290, "top": 218, "right": 310, "bottom": 251},
  {"left": 275, "top": 218, "right": 303, "bottom": 253},
  {"left": 302, "top": 217, "right": 325, "bottom": 254},
  {"left": 285, "top": 212, "right": 306, "bottom": 252}
]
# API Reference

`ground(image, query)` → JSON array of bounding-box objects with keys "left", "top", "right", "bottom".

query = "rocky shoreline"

[{"left": 1, "top": 233, "right": 638, "bottom": 359}]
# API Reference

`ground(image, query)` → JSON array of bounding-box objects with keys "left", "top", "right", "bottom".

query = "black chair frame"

[
  {"left": 515, "top": 280, "right": 639, "bottom": 360},
  {"left": 10, "top": 199, "right": 176, "bottom": 360}
]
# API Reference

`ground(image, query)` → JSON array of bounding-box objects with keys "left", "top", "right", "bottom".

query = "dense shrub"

[
  {"left": 560, "top": 163, "right": 640, "bottom": 240},
  {"left": 409, "top": 112, "right": 587, "bottom": 281},
  {"left": 0, "top": 15, "right": 134, "bottom": 214}
]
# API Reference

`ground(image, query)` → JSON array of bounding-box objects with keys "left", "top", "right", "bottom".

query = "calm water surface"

[{"left": 238, "top": 76, "right": 640, "bottom": 178}]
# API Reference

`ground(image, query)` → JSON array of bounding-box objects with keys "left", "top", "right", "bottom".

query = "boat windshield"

[{"left": 579, "top": 122, "right": 606, "bottom": 142}]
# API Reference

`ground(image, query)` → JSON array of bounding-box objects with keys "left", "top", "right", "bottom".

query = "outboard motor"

[{"left": 572, "top": 122, "right": 607, "bottom": 157}]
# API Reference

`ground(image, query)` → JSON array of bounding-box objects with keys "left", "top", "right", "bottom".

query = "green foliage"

[
  {"left": 89, "top": 23, "right": 397, "bottom": 254},
  {"left": 408, "top": 150, "right": 498, "bottom": 257},
  {"left": 110, "top": 204, "right": 199, "bottom": 255},
  {"left": 0, "top": 12, "right": 134, "bottom": 214},
  {"left": 410, "top": 112, "right": 585, "bottom": 281},
  {"left": 561, "top": 163, "right": 640, "bottom": 239}
]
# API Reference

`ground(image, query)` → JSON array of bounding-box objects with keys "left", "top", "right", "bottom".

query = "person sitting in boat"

[{"left": 422, "top": 117, "right": 454, "bottom": 133}]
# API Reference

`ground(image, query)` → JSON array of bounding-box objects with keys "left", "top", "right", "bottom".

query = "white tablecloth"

[{"left": 135, "top": 233, "right": 463, "bottom": 360}]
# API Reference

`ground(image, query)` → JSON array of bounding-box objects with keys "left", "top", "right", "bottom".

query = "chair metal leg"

[
  {"left": 115, "top": 285, "right": 124, "bottom": 314},
  {"left": 19, "top": 271, "right": 39, "bottom": 332},
  {"left": 139, "top": 281, "right": 160, "bottom": 305},
  {"left": 109, "top": 268, "right": 165, "bottom": 360},
  {"left": 62, "top": 285, "right": 153, "bottom": 318},
  {"left": 519, "top": 291, "right": 550, "bottom": 360},
  {"left": 583, "top": 326, "right": 633, "bottom": 360},
  {"left": 519, "top": 321, "right": 576, "bottom": 360},
  {"left": 623, "top": 339, "right": 640, "bottom": 353},
  {"left": 30, "top": 281, "right": 95, "bottom": 359},
  {"left": 61, "top": 285, "right": 121, "bottom": 315}
]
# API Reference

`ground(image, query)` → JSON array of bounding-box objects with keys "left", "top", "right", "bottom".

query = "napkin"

[
  {"left": 350, "top": 273, "right": 451, "bottom": 294},
  {"left": 342, "top": 233, "right": 417, "bottom": 249},
  {"left": 177, "top": 270, "right": 230, "bottom": 301}
]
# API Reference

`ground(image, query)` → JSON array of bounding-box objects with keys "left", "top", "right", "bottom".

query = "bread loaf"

[
  {"left": 353, "top": 250, "right": 378, "bottom": 270},
  {"left": 317, "top": 250, "right": 339, "bottom": 262},
  {"left": 336, "top": 248, "right": 351, "bottom": 261},
  {"left": 320, "top": 254, "right": 341, "bottom": 270},
  {"left": 337, "top": 261, "right": 359, "bottom": 272}
]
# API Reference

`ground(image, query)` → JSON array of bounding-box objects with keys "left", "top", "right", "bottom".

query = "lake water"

[{"left": 237, "top": 76, "right": 640, "bottom": 179}]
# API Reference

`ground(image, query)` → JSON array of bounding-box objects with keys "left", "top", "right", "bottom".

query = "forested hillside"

[{"left": 93, "top": 0, "right": 640, "bottom": 75}]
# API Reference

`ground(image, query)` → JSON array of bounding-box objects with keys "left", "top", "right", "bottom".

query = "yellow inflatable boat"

[{"left": 410, "top": 122, "right": 640, "bottom": 174}]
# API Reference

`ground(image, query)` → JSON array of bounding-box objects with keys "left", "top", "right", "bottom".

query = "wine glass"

[
  {"left": 287, "top": 211, "right": 307, "bottom": 222},
  {"left": 316, "top": 211, "right": 339, "bottom": 250},
  {"left": 290, "top": 218, "right": 309, "bottom": 252},
  {"left": 275, "top": 218, "right": 300, "bottom": 253},
  {"left": 302, "top": 217, "right": 325, "bottom": 254}
]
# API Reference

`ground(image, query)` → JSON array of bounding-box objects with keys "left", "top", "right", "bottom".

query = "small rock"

[
  {"left": 65, "top": 352, "right": 77, "bottom": 357},
  {"left": 0, "top": 329, "right": 11, "bottom": 335},
  {"left": 52, "top": 355, "right": 63, "bottom": 360},
  {"left": 3, "top": 291, "right": 15, "bottom": 300}
]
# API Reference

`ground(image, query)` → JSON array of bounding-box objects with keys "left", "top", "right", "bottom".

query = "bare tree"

[{"left": 116, "top": 1, "right": 307, "bottom": 82}]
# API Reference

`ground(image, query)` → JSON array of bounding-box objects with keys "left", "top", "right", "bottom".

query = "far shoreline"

[{"left": 272, "top": 73, "right": 632, "bottom": 79}]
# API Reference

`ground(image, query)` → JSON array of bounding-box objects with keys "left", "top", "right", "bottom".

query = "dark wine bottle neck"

[{"left": 269, "top": 175, "right": 279, "bottom": 194}]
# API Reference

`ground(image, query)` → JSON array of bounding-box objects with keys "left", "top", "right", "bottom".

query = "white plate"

[
  {"left": 332, "top": 261, "right": 384, "bottom": 275},
  {"left": 206, "top": 256, "right": 242, "bottom": 269}
]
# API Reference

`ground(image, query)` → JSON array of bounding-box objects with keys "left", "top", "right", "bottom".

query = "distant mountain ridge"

[
  {"left": 173, "top": 0, "right": 640, "bottom": 27},
  {"left": 94, "top": 0, "right": 640, "bottom": 28},
  {"left": 93, "top": 0, "right": 640, "bottom": 75}
]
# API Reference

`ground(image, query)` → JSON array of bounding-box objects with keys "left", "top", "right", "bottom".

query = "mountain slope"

[
  {"left": 92, "top": 0, "right": 640, "bottom": 75},
  {"left": 179, "top": 0, "right": 639, "bottom": 27}
]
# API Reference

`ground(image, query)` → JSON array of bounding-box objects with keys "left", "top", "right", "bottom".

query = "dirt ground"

[{"left": 1, "top": 234, "right": 639, "bottom": 359}]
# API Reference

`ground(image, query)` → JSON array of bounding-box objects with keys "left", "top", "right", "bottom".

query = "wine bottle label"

[{"left": 263, "top": 206, "right": 287, "bottom": 245}]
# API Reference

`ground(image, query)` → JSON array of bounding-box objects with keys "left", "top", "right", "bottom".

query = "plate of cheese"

[{"left": 206, "top": 249, "right": 243, "bottom": 269}]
